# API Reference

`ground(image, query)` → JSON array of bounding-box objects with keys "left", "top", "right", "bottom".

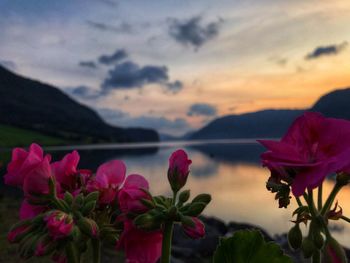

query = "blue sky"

[{"left": 1, "top": 0, "right": 350, "bottom": 135}]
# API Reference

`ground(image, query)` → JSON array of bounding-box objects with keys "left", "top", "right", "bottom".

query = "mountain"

[
  {"left": 190, "top": 87, "right": 350, "bottom": 140},
  {"left": 0, "top": 66, "right": 158, "bottom": 143},
  {"left": 310, "top": 88, "right": 350, "bottom": 119}
]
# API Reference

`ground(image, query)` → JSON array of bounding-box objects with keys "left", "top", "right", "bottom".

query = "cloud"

[
  {"left": 168, "top": 16, "right": 222, "bottom": 49},
  {"left": 0, "top": 60, "right": 17, "bottom": 71},
  {"left": 65, "top": 85, "right": 100, "bottom": 100},
  {"left": 101, "top": 60, "right": 182, "bottom": 93},
  {"left": 166, "top": 80, "right": 183, "bottom": 93},
  {"left": 187, "top": 103, "right": 217, "bottom": 116},
  {"left": 79, "top": 60, "right": 98, "bottom": 69},
  {"left": 97, "top": 108, "right": 191, "bottom": 135},
  {"left": 98, "top": 49, "right": 128, "bottom": 65},
  {"left": 86, "top": 20, "right": 133, "bottom": 34},
  {"left": 305, "top": 42, "right": 348, "bottom": 60},
  {"left": 268, "top": 56, "right": 288, "bottom": 67}
]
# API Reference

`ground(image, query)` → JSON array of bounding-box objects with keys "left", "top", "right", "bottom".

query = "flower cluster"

[
  {"left": 5, "top": 145, "right": 210, "bottom": 263},
  {"left": 259, "top": 112, "right": 350, "bottom": 262}
]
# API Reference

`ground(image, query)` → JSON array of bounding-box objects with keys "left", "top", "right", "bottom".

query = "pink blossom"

[
  {"left": 118, "top": 174, "right": 150, "bottom": 214},
  {"left": 168, "top": 149, "right": 192, "bottom": 191},
  {"left": 4, "top": 143, "right": 46, "bottom": 188},
  {"left": 117, "top": 221, "right": 162, "bottom": 263},
  {"left": 258, "top": 112, "right": 350, "bottom": 196},
  {"left": 51, "top": 151, "right": 79, "bottom": 190},
  {"left": 183, "top": 217, "right": 205, "bottom": 239},
  {"left": 88, "top": 160, "right": 126, "bottom": 204},
  {"left": 19, "top": 199, "right": 46, "bottom": 220},
  {"left": 23, "top": 156, "right": 53, "bottom": 199},
  {"left": 45, "top": 211, "right": 73, "bottom": 240}
]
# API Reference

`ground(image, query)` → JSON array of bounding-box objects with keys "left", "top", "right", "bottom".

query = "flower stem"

[
  {"left": 340, "top": 216, "right": 350, "bottom": 223},
  {"left": 296, "top": 196, "right": 303, "bottom": 207},
  {"left": 320, "top": 183, "right": 343, "bottom": 216},
  {"left": 160, "top": 221, "right": 174, "bottom": 263},
  {"left": 91, "top": 239, "right": 101, "bottom": 263},
  {"left": 66, "top": 242, "right": 79, "bottom": 263},
  {"left": 317, "top": 184, "right": 323, "bottom": 211},
  {"left": 312, "top": 250, "right": 321, "bottom": 263}
]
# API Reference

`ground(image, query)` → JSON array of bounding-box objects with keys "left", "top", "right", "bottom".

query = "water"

[{"left": 3, "top": 140, "right": 350, "bottom": 245}]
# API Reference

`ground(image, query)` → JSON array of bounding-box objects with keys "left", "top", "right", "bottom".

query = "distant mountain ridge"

[
  {"left": 0, "top": 65, "right": 158, "bottom": 143},
  {"left": 190, "top": 87, "right": 350, "bottom": 140}
]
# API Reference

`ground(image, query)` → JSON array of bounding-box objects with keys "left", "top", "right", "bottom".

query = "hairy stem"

[
  {"left": 317, "top": 184, "right": 323, "bottom": 211},
  {"left": 320, "top": 183, "right": 343, "bottom": 216},
  {"left": 160, "top": 221, "right": 174, "bottom": 263}
]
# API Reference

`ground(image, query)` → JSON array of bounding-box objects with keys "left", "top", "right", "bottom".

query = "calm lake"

[{"left": 3, "top": 140, "right": 350, "bottom": 245}]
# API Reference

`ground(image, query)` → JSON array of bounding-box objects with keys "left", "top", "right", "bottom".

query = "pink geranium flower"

[
  {"left": 23, "top": 156, "right": 53, "bottom": 200},
  {"left": 45, "top": 211, "right": 73, "bottom": 240},
  {"left": 88, "top": 160, "right": 126, "bottom": 204},
  {"left": 117, "top": 220, "right": 162, "bottom": 263},
  {"left": 259, "top": 112, "right": 350, "bottom": 196},
  {"left": 118, "top": 174, "right": 150, "bottom": 214},
  {"left": 183, "top": 217, "right": 205, "bottom": 239},
  {"left": 51, "top": 151, "right": 80, "bottom": 190},
  {"left": 4, "top": 143, "right": 46, "bottom": 188},
  {"left": 167, "top": 149, "right": 192, "bottom": 191}
]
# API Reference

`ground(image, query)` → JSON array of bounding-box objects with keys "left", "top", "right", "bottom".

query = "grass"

[{"left": 0, "top": 124, "right": 67, "bottom": 148}]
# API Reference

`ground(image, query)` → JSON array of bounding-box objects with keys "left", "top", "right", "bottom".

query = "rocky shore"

[{"left": 171, "top": 216, "right": 350, "bottom": 263}]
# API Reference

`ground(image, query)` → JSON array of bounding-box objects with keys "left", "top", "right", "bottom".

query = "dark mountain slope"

[
  {"left": 0, "top": 66, "right": 158, "bottom": 142},
  {"left": 190, "top": 87, "right": 350, "bottom": 140}
]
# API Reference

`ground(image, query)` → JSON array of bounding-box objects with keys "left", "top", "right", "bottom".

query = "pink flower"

[
  {"left": 19, "top": 199, "right": 46, "bottom": 220},
  {"left": 45, "top": 211, "right": 73, "bottom": 240},
  {"left": 23, "top": 156, "right": 53, "bottom": 200},
  {"left": 118, "top": 174, "right": 150, "bottom": 214},
  {"left": 117, "top": 221, "right": 162, "bottom": 263},
  {"left": 183, "top": 217, "right": 205, "bottom": 239},
  {"left": 51, "top": 151, "right": 79, "bottom": 190},
  {"left": 168, "top": 149, "right": 192, "bottom": 191},
  {"left": 258, "top": 112, "right": 350, "bottom": 196},
  {"left": 35, "top": 242, "right": 47, "bottom": 256},
  {"left": 4, "top": 143, "right": 46, "bottom": 188},
  {"left": 88, "top": 160, "right": 126, "bottom": 204},
  {"left": 7, "top": 225, "right": 30, "bottom": 243}
]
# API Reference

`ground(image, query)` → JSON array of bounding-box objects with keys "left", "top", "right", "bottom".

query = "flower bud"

[
  {"left": 134, "top": 211, "right": 162, "bottom": 231},
  {"left": 178, "top": 190, "right": 190, "bottom": 203},
  {"left": 82, "top": 200, "right": 96, "bottom": 216},
  {"left": 301, "top": 237, "right": 315, "bottom": 258},
  {"left": 85, "top": 191, "right": 99, "bottom": 203},
  {"left": 45, "top": 211, "right": 74, "bottom": 240},
  {"left": 192, "top": 193, "right": 211, "bottom": 205},
  {"left": 182, "top": 217, "right": 205, "bottom": 239},
  {"left": 77, "top": 217, "right": 99, "bottom": 238},
  {"left": 336, "top": 172, "right": 350, "bottom": 186},
  {"left": 180, "top": 215, "right": 195, "bottom": 227},
  {"left": 185, "top": 202, "right": 207, "bottom": 217},
  {"left": 322, "top": 236, "right": 347, "bottom": 263},
  {"left": 63, "top": 192, "right": 73, "bottom": 205},
  {"left": 287, "top": 224, "right": 302, "bottom": 250},
  {"left": 7, "top": 224, "right": 31, "bottom": 243},
  {"left": 167, "top": 149, "right": 192, "bottom": 192}
]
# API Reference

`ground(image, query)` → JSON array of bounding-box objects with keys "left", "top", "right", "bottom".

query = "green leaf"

[{"left": 213, "top": 230, "right": 292, "bottom": 263}]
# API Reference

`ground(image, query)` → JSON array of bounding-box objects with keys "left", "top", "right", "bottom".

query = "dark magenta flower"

[
  {"left": 23, "top": 156, "right": 53, "bottom": 200},
  {"left": 183, "top": 217, "right": 205, "bottom": 239},
  {"left": 19, "top": 199, "right": 46, "bottom": 220},
  {"left": 7, "top": 225, "right": 30, "bottom": 243},
  {"left": 259, "top": 112, "right": 350, "bottom": 196},
  {"left": 4, "top": 143, "right": 46, "bottom": 188},
  {"left": 87, "top": 160, "right": 126, "bottom": 204},
  {"left": 168, "top": 149, "right": 192, "bottom": 192},
  {"left": 45, "top": 211, "right": 73, "bottom": 240},
  {"left": 117, "top": 220, "right": 162, "bottom": 263},
  {"left": 118, "top": 174, "right": 150, "bottom": 214},
  {"left": 51, "top": 150, "right": 80, "bottom": 190}
]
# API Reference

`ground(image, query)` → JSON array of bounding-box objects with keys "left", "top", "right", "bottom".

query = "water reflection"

[{"left": 1, "top": 141, "right": 350, "bottom": 246}]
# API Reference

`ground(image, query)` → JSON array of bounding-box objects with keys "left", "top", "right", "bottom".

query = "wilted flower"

[
  {"left": 259, "top": 112, "right": 350, "bottom": 196},
  {"left": 168, "top": 149, "right": 192, "bottom": 192}
]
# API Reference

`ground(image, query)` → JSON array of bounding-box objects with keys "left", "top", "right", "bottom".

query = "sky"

[{"left": 0, "top": 0, "right": 350, "bottom": 136}]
